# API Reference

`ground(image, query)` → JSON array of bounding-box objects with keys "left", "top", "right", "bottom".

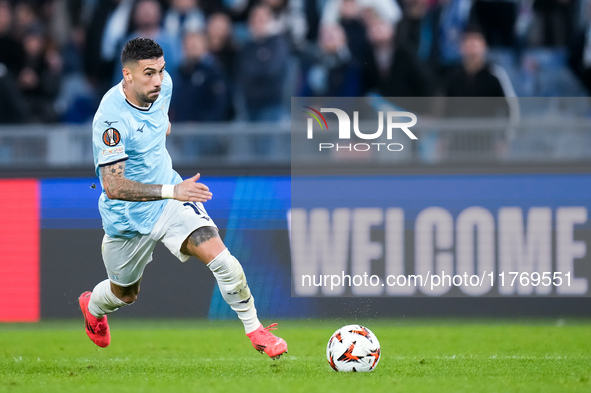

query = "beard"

[{"left": 138, "top": 89, "right": 160, "bottom": 104}]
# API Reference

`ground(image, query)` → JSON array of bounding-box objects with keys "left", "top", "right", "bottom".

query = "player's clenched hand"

[{"left": 174, "top": 173, "right": 212, "bottom": 202}]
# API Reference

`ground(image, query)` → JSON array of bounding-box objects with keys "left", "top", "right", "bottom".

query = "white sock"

[
  {"left": 88, "top": 279, "right": 128, "bottom": 318},
  {"left": 207, "top": 249, "right": 260, "bottom": 333}
]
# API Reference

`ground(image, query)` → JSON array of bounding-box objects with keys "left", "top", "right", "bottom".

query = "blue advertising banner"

[
  {"left": 36, "top": 173, "right": 591, "bottom": 320},
  {"left": 290, "top": 174, "right": 591, "bottom": 297},
  {"left": 40, "top": 176, "right": 290, "bottom": 230}
]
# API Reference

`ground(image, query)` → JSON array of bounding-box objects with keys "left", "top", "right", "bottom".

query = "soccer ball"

[{"left": 326, "top": 324, "right": 381, "bottom": 372}]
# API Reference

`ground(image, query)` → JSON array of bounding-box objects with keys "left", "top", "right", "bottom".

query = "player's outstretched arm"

[{"left": 101, "top": 161, "right": 212, "bottom": 202}]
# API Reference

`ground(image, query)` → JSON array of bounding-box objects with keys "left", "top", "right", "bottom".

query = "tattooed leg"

[
  {"left": 188, "top": 226, "right": 220, "bottom": 247},
  {"left": 181, "top": 227, "right": 226, "bottom": 263}
]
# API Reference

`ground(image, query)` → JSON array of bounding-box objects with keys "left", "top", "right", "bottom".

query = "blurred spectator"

[
  {"left": 207, "top": 12, "right": 237, "bottom": 79},
  {"left": 441, "top": 27, "right": 518, "bottom": 159},
  {"left": 431, "top": 0, "right": 472, "bottom": 69},
  {"left": 260, "top": 0, "right": 288, "bottom": 34},
  {"left": 397, "top": 0, "right": 472, "bottom": 82},
  {"left": 568, "top": 0, "right": 591, "bottom": 93},
  {"left": 238, "top": 4, "right": 289, "bottom": 121},
  {"left": 529, "top": 0, "right": 574, "bottom": 47},
  {"left": 0, "top": 63, "right": 28, "bottom": 123},
  {"left": 45, "top": 0, "right": 76, "bottom": 48},
  {"left": 363, "top": 17, "right": 433, "bottom": 97},
  {"left": 170, "top": 31, "right": 230, "bottom": 157},
  {"left": 0, "top": 0, "right": 27, "bottom": 123},
  {"left": 13, "top": 0, "right": 42, "bottom": 40},
  {"left": 220, "top": 0, "right": 256, "bottom": 23},
  {"left": 302, "top": 0, "right": 321, "bottom": 43},
  {"left": 333, "top": 0, "right": 372, "bottom": 61},
  {"left": 57, "top": 24, "right": 96, "bottom": 123},
  {"left": 300, "top": 24, "right": 364, "bottom": 96},
  {"left": 396, "top": 0, "right": 432, "bottom": 56},
  {"left": 163, "top": 0, "right": 206, "bottom": 37},
  {"left": 198, "top": 0, "right": 228, "bottom": 17},
  {"left": 115, "top": 0, "right": 183, "bottom": 83},
  {"left": 171, "top": 31, "right": 231, "bottom": 121},
  {"left": 321, "top": 0, "right": 402, "bottom": 27},
  {"left": 260, "top": 0, "right": 307, "bottom": 49},
  {"left": 0, "top": 0, "right": 25, "bottom": 76},
  {"left": 84, "top": 0, "right": 134, "bottom": 96},
  {"left": 206, "top": 12, "right": 237, "bottom": 119},
  {"left": 470, "top": 0, "right": 518, "bottom": 47},
  {"left": 18, "top": 26, "right": 62, "bottom": 123},
  {"left": 60, "top": 25, "right": 86, "bottom": 84},
  {"left": 443, "top": 26, "right": 516, "bottom": 98}
]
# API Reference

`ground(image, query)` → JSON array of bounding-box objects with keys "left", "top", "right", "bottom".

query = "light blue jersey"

[{"left": 92, "top": 71, "right": 182, "bottom": 238}]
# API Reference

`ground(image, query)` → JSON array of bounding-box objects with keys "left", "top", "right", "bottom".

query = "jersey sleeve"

[{"left": 92, "top": 112, "right": 130, "bottom": 168}]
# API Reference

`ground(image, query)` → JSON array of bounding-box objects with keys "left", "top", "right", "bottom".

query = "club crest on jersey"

[{"left": 103, "top": 128, "right": 121, "bottom": 146}]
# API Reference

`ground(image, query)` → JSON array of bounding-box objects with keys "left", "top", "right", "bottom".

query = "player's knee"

[
  {"left": 183, "top": 226, "right": 225, "bottom": 262},
  {"left": 112, "top": 282, "right": 140, "bottom": 304},
  {"left": 119, "top": 293, "right": 138, "bottom": 304}
]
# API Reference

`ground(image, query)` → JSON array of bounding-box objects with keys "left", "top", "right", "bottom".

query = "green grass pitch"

[{"left": 1, "top": 318, "right": 590, "bottom": 393}]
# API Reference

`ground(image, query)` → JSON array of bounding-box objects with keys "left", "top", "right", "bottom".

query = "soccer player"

[{"left": 79, "top": 37, "right": 287, "bottom": 359}]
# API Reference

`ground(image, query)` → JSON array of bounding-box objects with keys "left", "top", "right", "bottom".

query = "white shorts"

[{"left": 101, "top": 199, "right": 217, "bottom": 286}]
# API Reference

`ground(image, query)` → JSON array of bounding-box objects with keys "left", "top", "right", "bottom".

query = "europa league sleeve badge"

[{"left": 103, "top": 128, "right": 121, "bottom": 146}]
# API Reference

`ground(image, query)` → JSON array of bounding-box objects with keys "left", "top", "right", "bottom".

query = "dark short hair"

[
  {"left": 121, "top": 37, "right": 164, "bottom": 66},
  {"left": 462, "top": 24, "right": 486, "bottom": 42}
]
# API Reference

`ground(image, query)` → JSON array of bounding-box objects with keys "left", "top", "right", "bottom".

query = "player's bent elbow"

[
  {"left": 102, "top": 178, "right": 125, "bottom": 200},
  {"left": 104, "top": 187, "right": 123, "bottom": 200}
]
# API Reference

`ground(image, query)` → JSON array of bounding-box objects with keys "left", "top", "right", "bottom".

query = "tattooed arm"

[
  {"left": 101, "top": 161, "right": 213, "bottom": 202},
  {"left": 101, "top": 161, "right": 161, "bottom": 201}
]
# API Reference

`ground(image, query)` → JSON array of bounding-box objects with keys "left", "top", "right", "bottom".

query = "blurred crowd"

[{"left": 0, "top": 0, "right": 588, "bottom": 124}]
